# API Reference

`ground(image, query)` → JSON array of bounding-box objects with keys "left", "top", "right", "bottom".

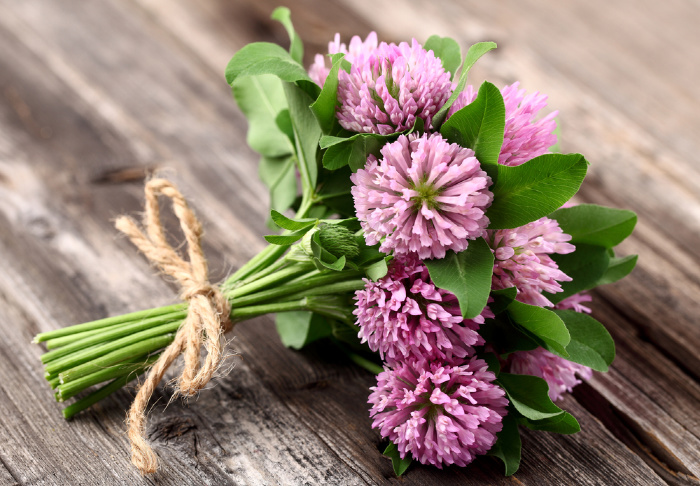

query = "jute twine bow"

[{"left": 115, "top": 178, "right": 232, "bottom": 475}]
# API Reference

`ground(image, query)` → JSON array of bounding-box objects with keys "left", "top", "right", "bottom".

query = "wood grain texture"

[{"left": 0, "top": 0, "right": 697, "bottom": 484}]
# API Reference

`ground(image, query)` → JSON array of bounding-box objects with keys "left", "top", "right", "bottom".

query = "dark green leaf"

[
  {"left": 225, "top": 42, "right": 319, "bottom": 100},
  {"left": 488, "top": 414, "right": 521, "bottom": 476},
  {"left": 259, "top": 155, "right": 297, "bottom": 213},
  {"left": 383, "top": 442, "right": 412, "bottom": 476},
  {"left": 483, "top": 352, "right": 501, "bottom": 376},
  {"left": 487, "top": 153, "right": 589, "bottom": 229},
  {"left": 497, "top": 373, "right": 566, "bottom": 421},
  {"left": 423, "top": 35, "right": 461, "bottom": 79},
  {"left": 521, "top": 411, "right": 580, "bottom": 434},
  {"left": 507, "top": 301, "right": 570, "bottom": 355},
  {"left": 232, "top": 75, "right": 292, "bottom": 157},
  {"left": 479, "top": 316, "right": 539, "bottom": 355},
  {"left": 264, "top": 226, "right": 312, "bottom": 245},
  {"left": 433, "top": 41, "right": 497, "bottom": 128},
  {"left": 440, "top": 81, "right": 505, "bottom": 180},
  {"left": 283, "top": 83, "right": 322, "bottom": 189},
  {"left": 310, "top": 53, "right": 345, "bottom": 134},
  {"left": 552, "top": 310, "right": 615, "bottom": 372},
  {"left": 425, "top": 238, "right": 494, "bottom": 319},
  {"left": 270, "top": 210, "right": 316, "bottom": 231},
  {"left": 489, "top": 287, "right": 517, "bottom": 315},
  {"left": 549, "top": 204, "right": 637, "bottom": 248},
  {"left": 597, "top": 254, "right": 638, "bottom": 286},
  {"left": 270, "top": 7, "right": 303, "bottom": 64},
  {"left": 275, "top": 311, "right": 332, "bottom": 349},
  {"left": 316, "top": 166, "right": 355, "bottom": 216},
  {"left": 546, "top": 244, "right": 609, "bottom": 303}
]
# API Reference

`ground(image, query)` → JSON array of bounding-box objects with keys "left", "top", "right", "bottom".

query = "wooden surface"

[{"left": 0, "top": 0, "right": 698, "bottom": 484}]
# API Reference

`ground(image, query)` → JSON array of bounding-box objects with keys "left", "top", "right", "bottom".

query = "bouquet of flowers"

[{"left": 33, "top": 7, "right": 638, "bottom": 477}]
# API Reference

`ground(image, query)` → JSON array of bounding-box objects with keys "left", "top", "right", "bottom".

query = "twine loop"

[{"left": 114, "top": 178, "right": 231, "bottom": 474}]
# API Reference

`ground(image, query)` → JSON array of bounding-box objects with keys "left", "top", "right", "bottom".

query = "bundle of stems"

[{"left": 34, "top": 242, "right": 368, "bottom": 419}]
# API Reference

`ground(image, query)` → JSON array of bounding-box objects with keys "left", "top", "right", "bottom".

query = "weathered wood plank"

[{"left": 0, "top": 0, "right": 697, "bottom": 484}]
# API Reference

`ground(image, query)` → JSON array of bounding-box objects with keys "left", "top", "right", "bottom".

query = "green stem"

[
  {"left": 34, "top": 304, "right": 186, "bottom": 343},
  {"left": 345, "top": 351, "right": 384, "bottom": 375},
  {"left": 56, "top": 354, "right": 160, "bottom": 402},
  {"left": 62, "top": 366, "right": 150, "bottom": 420},
  {"left": 223, "top": 244, "right": 286, "bottom": 288},
  {"left": 41, "top": 311, "right": 186, "bottom": 364},
  {"left": 230, "top": 299, "right": 311, "bottom": 321},
  {"left": 59, "top": 334, "right": 174, "bottom": 383},
  {"left": 45, "top": 320, "right": 181, "bottom": 376},
  {"left": 228, "top": 272, "right": 361, "bottom": 308},
  {"left": 227, "top": 263, "right": 315, "bottom": 300}
]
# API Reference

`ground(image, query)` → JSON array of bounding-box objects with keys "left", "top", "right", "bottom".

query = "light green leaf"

[
  {"left": 383, "top": 442, "right": 412, "bottom": 476},
  {"left": 259, "top": 155, "right": 297, "bottom": 213},
  {"left": 507, "top": 301, "right": 570, "bottom": 355},
  {"left": 283, "top": 83, "right": 322, "bottom": 189},
  {"left": 270, "top": 210, "right": 316, "bottom": 231},
  {"left": 232, "top": 74, "right": 292, "bottom": 157},
  {"left": 425, "top": 238, "right": 494, "bottom": 319},
  {"left": 432, "top": 41, "right": 497, "bottom": 128},
  {"left": 597, "top": 254, "right": 638, "bottom": 286},
  {"left": 275, "top": 311, "right": 332, "bottom": 349},
  {"left": 225, "top": 42, "right": 319, "bottom": 99},
  {"left": 423, "top": 35, "right": 461, "bottom": 79},
  {"left": 264, "top": 226, "right": 312, "bottom": 246},
  {"left": 440, "top": 81, "right": 505, "bottom": 181},
  {"left": 552, "top": 310, "right": 615, "bottom": 372},
  {"left": 365, "top": 258, "right": 388, "bottom": 281},
  {"left": 271, "top": 7, "right": 303, "bottom": 64},
  {"left": 498, "top": 373, "right": 567, "bottom": 421},
  {"left": 488, "top": 414, "right": 521, "bottom": 476},
  {"left": 310, "top": 53, "right": 346, "bottom": 134},
  {"left": 549, "top": 204, "right": 637, "bottom": 248},
  {"left": 487, "top": 153, "right": 589, "bottom": 229}
]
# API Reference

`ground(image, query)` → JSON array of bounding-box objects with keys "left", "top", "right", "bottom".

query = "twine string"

[{"left": 114, "top": 178, "right": 231, "bottom": 475}]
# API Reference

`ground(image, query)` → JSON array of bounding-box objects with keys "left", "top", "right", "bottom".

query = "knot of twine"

[{"left": 115, "top": 178, "right": 231, "bottom": 475}]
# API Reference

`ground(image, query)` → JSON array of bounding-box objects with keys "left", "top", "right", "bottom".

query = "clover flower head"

[
  {"left": 337, "top": 39, "right": 453, "bottom": 134},
  {"left": 354, "top": 254, "right": 492, "bottom": 365},
  {"left": 448, "top": 82, "right": 558, "bottom": 166},
  {"left": 351, "top": 133, "right": 493, "bottom": 260},
  {"left": 309, "top": 32, "right": 378, "bottom": 86},
  {"left": 488, "top": 217, "right": 575, "bottom": 307},
  {"left": 368, "top": 358, "right": 508, "bottom": 468}
]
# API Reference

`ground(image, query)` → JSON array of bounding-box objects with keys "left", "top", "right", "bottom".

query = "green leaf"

[
  {"left": 507, "top": 301, "right": 570, "bottom": 355},
  {"left": 497, "top": 373, "right": 566, "bottom": 421},
  {"left": 270, "top": 7, "right": 303, "bottom": 64},
  {"left": 383, "top": 442, "right": 412, "bottom": 476},
  {"left": 479, "top": 316, "right": 539, "bottom": 355},
  {"left": 597, "top": 254, "right": 638, "bottom": 286},
  {"left": 264, "top": 226, "right": 312, "bottom": 245},
  {"left": 488, "top": 414, "right": 521, "bottom": 476},
  {"left": 283, "top": 82, "right": 322, "bottom": 189},
  {"left": 232, "top": 75, "right": 292, "bottom": 157},
  {"left": 316, "top": 166, "right": 355, "bottom": 216},
  {"left": 423, "top": 35, "right": 461, "bottom": 79},
  {"left": 365, "top": 258, "right": 388, "bottom": 281},
  {"left": 440, "top": 81, "right": 505, "bottom": 181},
  {"left": 259, "top": 155, "right": 297, "bottom": 213},
  {"left": 549, "top": 204, "right": 637, "bottom": 248},
  {"left": 225, "top": 42, "right": 319, "bottom": 99},
  {"left": 432, "top": 41, "right": 497, "bottom": 128},
  {"left": 270, "top": 210, "right": 316, "bottom": 231},
  {"left": 546, "top": 244, "right": 610, "bottom": 303},
  {"left": 310, "top": 231, "right": 346, "bottom": 271},
  {"left": 425, "top": 238, "right": 494, "bottom": 319},
  {"left": 489, "top": 287, "right": 517, "bottom": 315},
  {"left": 487, "top": 153, "right": 589, "bottom": 229},
  {"left": 321, "top": 132, "right": 389, "bottom": 171},
  {"left": 275, "top": 311, "right": 332, "bottom": 349},
  {"left": 311, "top": 53, "right": 345, "bottom": 134},
  {"left": 521, "top": 412, "right": 580, "bottom": 434},
  {"left": 552, "top": 310, "right": 615, "bottom": 372}
]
